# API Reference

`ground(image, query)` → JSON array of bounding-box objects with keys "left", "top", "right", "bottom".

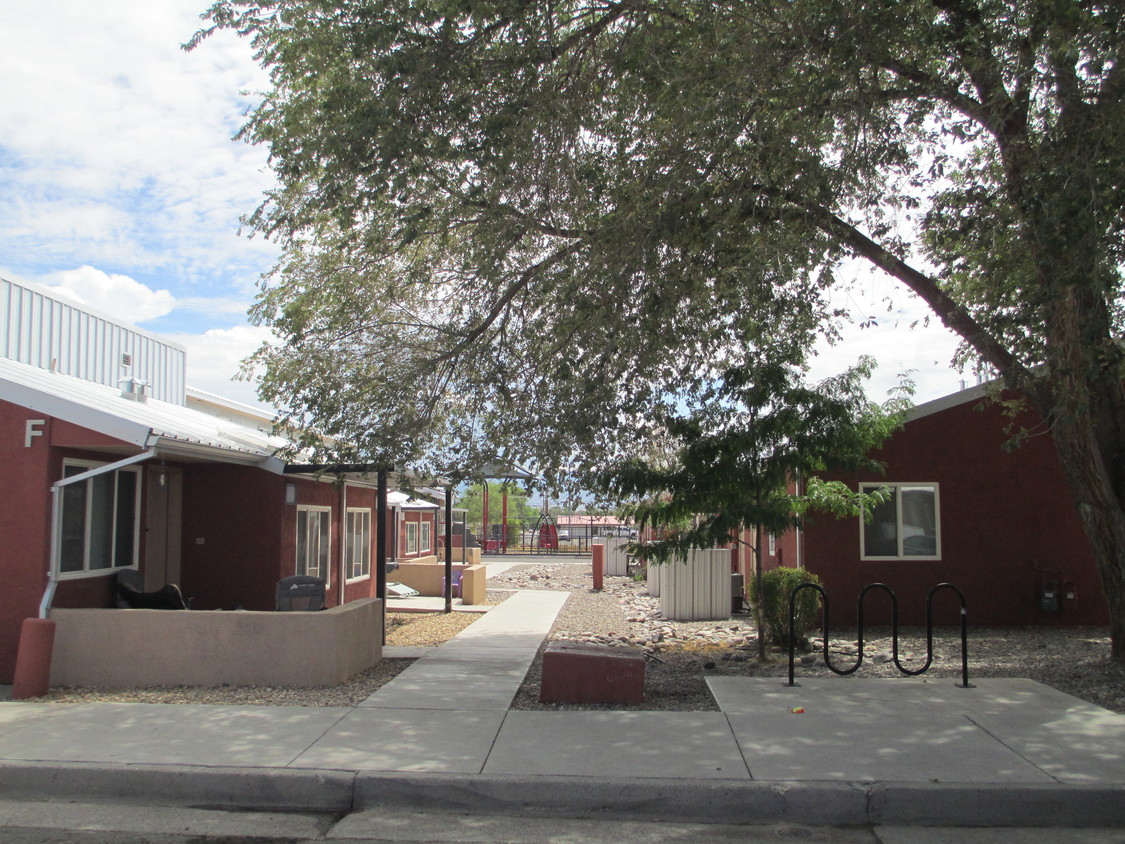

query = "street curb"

[
  {"left": 0, "top": 763, "right": 1123, "bottom": 828},
  {"left": 0, "top": 761, "right": 355, "bottom": 812},
  {"left": 869, "top": 782, "right": 1125, "bottom": 828},
  {"left": 355, "top": 773, "right": 870, "bottom": 826}
]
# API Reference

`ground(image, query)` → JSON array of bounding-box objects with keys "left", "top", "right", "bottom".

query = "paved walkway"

[{"left": 0, "top": 583, "right": 1121, "bottom": 828}]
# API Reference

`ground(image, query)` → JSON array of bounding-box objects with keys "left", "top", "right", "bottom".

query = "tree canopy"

[
  {"left": 456, "top": 480, "right": 537, "bottom": 530},
  {"left": 193, "top": 0, "right": 1125, "bottom": 658}
]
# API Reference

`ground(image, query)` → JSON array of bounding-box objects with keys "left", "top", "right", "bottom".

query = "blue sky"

[{"left": 0, "top": 1, "right": 967, "bottom": 410}]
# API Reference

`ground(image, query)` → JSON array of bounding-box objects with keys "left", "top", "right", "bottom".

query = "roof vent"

[{"left": 120, "top": 376, "right": 149, "bottom": 403}]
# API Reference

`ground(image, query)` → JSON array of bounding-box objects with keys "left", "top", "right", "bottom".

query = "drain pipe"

[{"left": 39, "top": 447, "right": 159, "bottom": 618}]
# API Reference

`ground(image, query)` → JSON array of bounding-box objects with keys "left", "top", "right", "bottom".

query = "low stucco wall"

[
  {"left": 439, "top": 545, "right": 482, "bottom": 565},
  {"left": 49, "top": 598, "right": 382, "bottom": 689},
  {"left": 391, "top": 563, "right": 486, "bottom": 605}
]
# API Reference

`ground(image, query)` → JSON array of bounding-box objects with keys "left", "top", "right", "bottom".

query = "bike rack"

[{"left": 786, "top": 582, "right": 972, "bottom": 688}]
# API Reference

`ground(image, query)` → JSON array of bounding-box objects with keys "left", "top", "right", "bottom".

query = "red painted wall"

[
  {"left": 0, "top": 402, "right": 56, "bottom": 681},
  {"left": 179, "top": 464, "right": 290, "bottom": 611},
  {"left": 802, "top": 395, "right": 1109, "bottom": 628}
]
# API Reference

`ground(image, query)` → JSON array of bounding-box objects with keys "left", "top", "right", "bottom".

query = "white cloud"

[
  {"left": 39, "top": 265, "right": 177, "bottom": 323},
  {"left": 0, "top": 1, "right": 277, "bottom": 283},
  {"left": 808, "top": 262, "right": 965, "bottom": 406},
  {"left": 168, "top": 324, "right": 274, "bottom": 408}
]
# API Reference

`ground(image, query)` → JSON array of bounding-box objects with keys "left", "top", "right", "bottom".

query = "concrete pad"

[
  {"left": 968, "top": 707, "right": 1125, "bottom": 784},
  {"left": 0, "top": 703, "right": 349, "bottom": 767},
  {"left": 359, "top": 654, "right": 533, "bottom": 710},
  {"left": 289, "top": 707, "right": 506, "bottom": 773},
  {"left": 381, "top": 646, "right": 433, "bottom": 659},
  {"left": 708, "top": 676, "right": 1113, "bottom": 722},
  {"left": 0, "top": 702, "right": 78, "bottom": 735},
  {"left": 708, "top": 676, "right": 1000, "bottom": 717},
  {"left": 725, "top": 707, "right": 1054, "bottom": 783},
  {"left": 483, "top": 711, "right": 750, "bottom": 780},
  {"left": 435, "top": 632, "right": 550, "bottom": 651}
]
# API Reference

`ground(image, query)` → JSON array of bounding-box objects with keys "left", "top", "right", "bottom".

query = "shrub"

[{"left": 749, "top": 567, "right": 823, "bottom": 647}]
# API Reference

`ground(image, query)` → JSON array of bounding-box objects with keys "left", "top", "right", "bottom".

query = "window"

[
  {"left": 346, "top": 508, "right": 371, "bottom": 580},
  {"left": 861, "top": 483, "right": 940, "bottom": 560},
  {"left": 59, "top": 461, "right": 141, "bottom": 575},
  {"left": 421, "top": 520, "right": 432, "bottom": 554},
  {"left": 405, "top": 521, "right": 418, "bottom": 555},
  {"left": 296, "top": 506, "right": 331, "bottom": 580}
]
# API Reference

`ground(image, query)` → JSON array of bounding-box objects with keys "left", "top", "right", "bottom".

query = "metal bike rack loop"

[{"left": 786, "top": 581, "right": 972, "bottom": 688}]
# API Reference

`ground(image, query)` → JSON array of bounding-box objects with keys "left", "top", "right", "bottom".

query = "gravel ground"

[
  {"left": 32, "top": 561, "right": 1125, "bottom": 712},
  {"left": 496, "top": 563, "right": 1125, "bottom": 714}
]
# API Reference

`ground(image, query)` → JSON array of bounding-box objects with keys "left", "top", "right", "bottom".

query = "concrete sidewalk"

[{"left": 0, "top": 588, "right": 1121, "bottom": 828}]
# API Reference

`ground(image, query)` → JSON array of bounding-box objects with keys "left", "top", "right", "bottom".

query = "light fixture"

[{"left": 285, "top": 483, "right": 297, "bottom": 505}]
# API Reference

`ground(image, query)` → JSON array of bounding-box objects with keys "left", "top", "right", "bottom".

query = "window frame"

[
  {"left": 420, "top": 520, "right": 432, "bottom": 555},
  {"left": 859, "top": 482, "right": 941, "bottom": 561},
  {"left": 58, "top": 458, "right": 142, "bottom": 579},
  {"left": 405, "top": 521, "right": 419, "bottom": 556},
  {"left": 345, "top": 507, "right": 372, "bottom": 582},
  {"left": 296, "top": 505, "right": 332, "bottom": 583}
]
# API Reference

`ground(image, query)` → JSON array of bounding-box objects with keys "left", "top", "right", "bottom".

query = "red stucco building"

[
  {"left": 793, "top": 385, "right": 1109, "bottom": 629},
  {"left": 0, "top": 274, "right": 438, "bottom": 684}
]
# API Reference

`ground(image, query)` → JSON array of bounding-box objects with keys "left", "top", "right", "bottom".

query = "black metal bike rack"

[{"left": 786, "top": 582, "right": 972, "bottom": 688}]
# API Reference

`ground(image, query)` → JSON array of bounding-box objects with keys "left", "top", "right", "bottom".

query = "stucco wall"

[
  {"left": 49, "top": 598, "right": 382, "bottom": 688},
  {"left": 391, "top": 563, "right": 486, "bottom": 605}
]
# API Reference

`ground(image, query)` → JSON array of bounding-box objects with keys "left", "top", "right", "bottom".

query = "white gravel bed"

[{"left": 493, "top": 562, "right": 1125, "bottom": 713}]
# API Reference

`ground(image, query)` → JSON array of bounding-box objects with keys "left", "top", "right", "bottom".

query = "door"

[{"left": 144, "top": 465, "right": 183, "bottom": 590}]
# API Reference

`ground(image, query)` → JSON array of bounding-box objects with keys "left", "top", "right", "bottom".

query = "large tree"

[{"left": 193, "top": 0, "right": 1125, "bottom": 658}]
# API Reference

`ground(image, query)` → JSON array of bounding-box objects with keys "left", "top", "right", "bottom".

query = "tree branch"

[{"left": 806, "top": 206, "right": 1045, "bottom": 403}]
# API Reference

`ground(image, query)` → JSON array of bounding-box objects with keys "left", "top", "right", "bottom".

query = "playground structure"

[{"left": 470, "top": 465, "right": 631, "bottom": 556}]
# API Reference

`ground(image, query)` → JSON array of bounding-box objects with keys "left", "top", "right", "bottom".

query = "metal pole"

[
  {"left": 445, "top": 486, "right": 454, "bottom": 613},
  {"left": 376, "top": 470, "right": 388, "bottom": 601}
]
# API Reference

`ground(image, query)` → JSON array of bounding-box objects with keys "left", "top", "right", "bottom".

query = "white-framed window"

[
  {"left": 860, "top": 483, "right": 941, "bottom": 560},
  {"left": 346, "top": 508, "right": 371, "bottom": 581},
  {"left": 768, "top": 532, "right": 777, "bottom": 557},
  {"left": 59, "top": 460, "right": 141, "bottom": 576},
  {"left": 421, "top": 520, "right": 432, "bottom": 554},
  {"left": 405, "top": 521, "right": 418, "bottom": 555},
  {"left": 296, "top": 506, "right": 332, "bottom": 581}
]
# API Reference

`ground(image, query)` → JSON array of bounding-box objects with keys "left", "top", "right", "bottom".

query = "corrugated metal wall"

[{"left": 0, "top": 275, "right": 186, "bottom": 404}]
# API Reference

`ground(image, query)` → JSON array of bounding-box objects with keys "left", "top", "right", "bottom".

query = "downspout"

[
  {"left": 40, "top": 446, "right": 159, "bottom": 619},
  {"left": 338, "top": 478, "right": 348, "bottom": 606}
]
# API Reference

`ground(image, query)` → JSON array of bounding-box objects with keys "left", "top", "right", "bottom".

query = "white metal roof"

[
  {"left": 387, "top": 490, "right": 440, "bottom": 510},
  {"left": 0, "top": 357, "right": 286, "bottom": 471}
]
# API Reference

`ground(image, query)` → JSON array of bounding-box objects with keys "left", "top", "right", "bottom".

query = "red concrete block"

[
  {"left": 12, "top": 618, "right": 55, "bottom": 700},
  {"left": 539, "top": 641, "right": 645, "bottom": 705}
]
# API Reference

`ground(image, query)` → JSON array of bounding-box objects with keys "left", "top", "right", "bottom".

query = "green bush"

[{"left": 749, "top": 567, "right": 823, "bottom": 647}]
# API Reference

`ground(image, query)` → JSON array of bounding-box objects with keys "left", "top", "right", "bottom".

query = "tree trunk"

[{"left": 1047, "top": 410, "right": 1125, "bottom": 661}]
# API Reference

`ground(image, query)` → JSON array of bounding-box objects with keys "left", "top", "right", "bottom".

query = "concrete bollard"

[
  {"left": 12, "top": 617, "right": 56, "bottom": 700},
  {"left": 592, "top": 544, "right": 604, "bottom": 591}
]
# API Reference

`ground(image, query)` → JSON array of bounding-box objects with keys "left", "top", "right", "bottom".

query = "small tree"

[
  {"left": 455, "top": 482, "right": 535, "bottom": 536},
  {"left": 750, "top": 567, "right": 822, "bottom": 649},
  {"left": 597, "top": 356, "right": 904, "bottom": 659}
]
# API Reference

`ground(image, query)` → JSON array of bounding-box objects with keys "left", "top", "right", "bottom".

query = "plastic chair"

[
  {"left": 276, "top": 575, "right": 327, "bottom": 611},
  {"left": 442, "top": 572, "right": 463, "bottom": 599}
]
